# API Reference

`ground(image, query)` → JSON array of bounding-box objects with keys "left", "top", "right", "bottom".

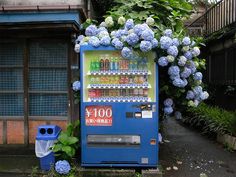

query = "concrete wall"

[{"left": 0, "top": 0, "right": 84, "bottom": 6}]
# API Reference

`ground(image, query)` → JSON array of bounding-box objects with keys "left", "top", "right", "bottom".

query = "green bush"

[{"left": 183, "top": 103, "right": 236, "bottom": 136}]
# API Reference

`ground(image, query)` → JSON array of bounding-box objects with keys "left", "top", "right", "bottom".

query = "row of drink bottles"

[
  {"left": 90, "top": 55, "right": 149, "bottom": 72},
  {"left": 89, "top": 89, "right": 148, "bottom": 98},
  {"left": 90, "top": 75, "right": 148, "bottom": 85}
]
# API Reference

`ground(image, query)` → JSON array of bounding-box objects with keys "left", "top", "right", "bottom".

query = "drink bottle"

[
  {"left": 95, "top": 58, "right": 100, "bottom": 71},
  {"left": 90, "top": 76, "right": 95, "bottom": 84},
  {"left": 134, "top": 89, "right": 139, "bottom": 97},
  {"left": 105, "top": 57, "right": 110, "bottom": 71},
  {"left": 90, "top": 59, "right": 94, "bottom": 71},
  {"left": 100, "top": 55, "right": 105, "bottom": 71},
  {"left": 143, "top": 89, "right": 148, "bottom": 97},
  {"left": 138, "top": 89, "right": 144, "bottom": 97},
  {"left": 110, "top": 57, "right": 114, "bottom": 71},
  {"left": 143, "top": 57, "right": 148, "bottom": 71},
  {"left": 114, "top": 57, "right": 118, "bottom": 71}
]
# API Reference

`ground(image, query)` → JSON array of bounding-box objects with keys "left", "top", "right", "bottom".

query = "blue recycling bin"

[{"left": 36, "top": 125, "right": 61, "bottom": 171}]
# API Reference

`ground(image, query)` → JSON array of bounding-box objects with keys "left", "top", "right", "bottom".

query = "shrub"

[{"left": 183, "top": 103, "right": 236, "bottom": 136}]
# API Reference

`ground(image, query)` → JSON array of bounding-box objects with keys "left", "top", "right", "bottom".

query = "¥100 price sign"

[{"left": 85, "top": 106, "right": 113, "bottom": 126}]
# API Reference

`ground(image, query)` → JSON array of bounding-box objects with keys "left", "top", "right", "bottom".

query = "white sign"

[{"left": 141, "top": 111, "right": 153, "bottom": 118}]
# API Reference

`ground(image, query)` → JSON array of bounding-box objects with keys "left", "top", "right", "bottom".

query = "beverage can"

[{"left": 143, "top": 89, "right": 148, "bottom": 97}]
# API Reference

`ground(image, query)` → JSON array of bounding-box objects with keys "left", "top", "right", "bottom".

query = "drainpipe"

[{"left": 86, "top": 0, "right": 91, "bottom": 18}]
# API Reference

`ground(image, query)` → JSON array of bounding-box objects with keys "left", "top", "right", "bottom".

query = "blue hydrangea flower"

[
  {"left": 125, "top": 19, "right": 134, "bottom": 30},
  {"left": 126, "top": 33, "right": 139, "bottom": 46},
  {"left": 164, "top": 106, "right": 173, "bottom": 115},
  {"left": 200, "top": 91, "right": 209, "bottom": 100},
  {"left": 100, "top": 36, "right": 111, "bottom": 46},
  {"left": 141, "top": 29, "right": 154, "bottom": 41},
  {"left": 180, "top": 67, "right": 192, "bottom": 78},
  {"left": 110, "top": 31, "right": 117, "bottom": 38},
  {"left": 158, "top": 57, "right": 168, "bottom": 67},
  {"left": 178, "top": 56, "right": 187, "bottom": 66},
  {"left": 85, "top": 25, "right": 98, "bottom": 36},
  {"left": 193, "top": 99, "right": 200, "bottom": 107},
  {"left": 121, "top": 47, "right": 133, "bottom": 59},
  {"left": 182, "top": 37, "right": 191, "bottom": 46},
  {"left": 184, "top": 51, "right": 193, "bottom": 60},
  {"left": 164, "top": 29, "right": 172, "bottom": 37},
  {"left": 55, "top": 160, "right": 71, "bottom": 175},
  {"left": 140, "top": 41, "right": 152, "bottom": 52},
  {"left": 170, "top": 74, "right": 180, "bottom": 80},
  {"left": 88, "top": 36, "right": 100, "bottom": 47},
  {"left": 115, "top": 29, "right": 128, "bottom": 39},
  {"left": 193, "top": 72, "right": 203, "bottom": 80},
  {"left": 172, "top": 38, "right": 180, "bottom": 46},
  {"left": 72, "top": 81, "right": 80, "bottom": 91},
  {"left": 111, "top": 38, "right": 123, "bottom": 50},
  {"left": 175, "top": 111, "right": 182, "bottom": 120},
  {"left": 167, "top": 46, "right": 178, "bottom": 57},
  {"left": 97, "top": 27, "right": 108, "bottom": 34},
  {"left": 186, "top": 60, "right": 196, "bottom": 73},
  {"left": 76, "top": 35, "right": 84, "bottom": 43},
  {"left": 186, "top": 90, "right": 195, "bottom": 100},
  {"left": 151, "top": 38, "right": 158, "bottom": 48},
  {"left": 173, "top": 78, "right": 187, "bottom": 88},
  {"left": 133, "top": 24, "right": 146, "bottom": 36},
  {"left": 164, "top": 98, "right": 173, "bottom": 107},
  {"left": 192, "top": 47, "right": 200, "bottom": 57},
  {"left": 99, "top": 21, "right": 107, "bottom": 27},
  {"left": 168, "top": 66, "right": 180, "bottom": 76},
  {"left": 193, "top": 86, "right": 203, "bottom": 95},
  {"left": 160, "top": 36, "right": 173, "bottom": 50}
]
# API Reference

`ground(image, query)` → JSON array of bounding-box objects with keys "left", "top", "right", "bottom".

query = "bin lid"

[{"left": 36, "top": 125, "right": 61, "bottom": 140}]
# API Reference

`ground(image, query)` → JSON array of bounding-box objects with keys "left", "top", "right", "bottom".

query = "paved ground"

[{"left": 159, "top": 118, "right": 236, "bottom": 177}]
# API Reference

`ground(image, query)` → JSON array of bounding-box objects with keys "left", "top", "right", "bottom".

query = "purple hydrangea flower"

[
  {"left": 164, "top": 29, "right": 172, "bottom": 37},
  {"left": 167, "top": 46, "right": 178, "bottom": 57},
  {"left": 55, "top": 160, "right": 71, "bottom": 175},
  {"left": 100, "top": 36, "right": 111, "bottom": 46},
  {"left": 186, "top": 90, "right": 195, "bottom": 100},
  {"left": 172, "top": 38, "right": 180, "bottom": 46},
  {"left": 164, "top": 106, "right": 173, "bottom": 115},
  {"left": 160, "top": 36, "right": 173, "bottom": 50},
  {"left": 173, "top": 78, "right": 187, "bottom": 88},
  {"left": 141, "top": 29, "right": 154, "bottom": 41},
  {"left": 180, "top": 67, "right": 192, "bottom": 78},
  {"left": 151, "top": 38, "right": 158, "bottom": 48},
  {"left": 193, "top": 72, "right": 203, "bottom": 81},
  {"left": 164, "top": 98, "right": 173, "bottom": 107},
  {"left": 126, "top": 33, "right": 139, "bottom": 46},
  {"left": 184, "top": 51, "right": 193, "bottom": 60},
  {"left": 85, "top": 25, "right": 98, "bottom": 36},
  {"left": 178, "top": 56, "right": 187, "bottom": 66},
  {"left": 158, "top": 57, "right": 168, "bottom": 67},
  {"left": 182, "top": 37, "right": 191, "bottom": 46},
  {"left": 140, "top": 41, "right": 152, "bottom": 52},
  {"left": 88, "top": 36, "right": 100, "bottom": 47},
  {"left": 125, "top": 19, "right": 134, "bottom": 30},
  {"left": 192, "top": 47, "right": 200, "bottom": 57},
  {"left": 168, "top": 66, "right": 180, "bottom": 76},
  {"left": 121, "top": 47, "right": 133, "bottom": 59},
  {"left": 111, "top": 38, "right": 123, "bottom": 50}
]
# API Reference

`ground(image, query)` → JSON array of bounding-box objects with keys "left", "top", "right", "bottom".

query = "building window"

[
  {"left": 0, "top": 42, "right": 24, "bottom": 116},
  {"left": 29, "top": 41, "right": 68, "bottom": 117}
]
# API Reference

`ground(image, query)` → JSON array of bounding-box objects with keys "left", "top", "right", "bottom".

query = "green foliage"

[
  {"left": 52, "top": 120, "right": 80, "bottom": 161},
  {"left": 106, "top": 0, "right": 192, "bottom": 35},
  {"left": 183, "top": 103, "right": 236, "bottom": 136}
]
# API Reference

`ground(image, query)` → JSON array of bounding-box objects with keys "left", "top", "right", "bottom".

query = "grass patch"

[{"left": 183, "top": 103, "right": 236, "bottom": 136}]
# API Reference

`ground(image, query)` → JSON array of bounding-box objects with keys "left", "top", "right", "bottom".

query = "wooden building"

[{"left": 0, "top": 0, "right": 92, "bottom": 146}]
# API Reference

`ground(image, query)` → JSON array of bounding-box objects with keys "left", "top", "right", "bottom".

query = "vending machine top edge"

[{"left": 80, "top": 45, "right": 159, "bottom": 167}]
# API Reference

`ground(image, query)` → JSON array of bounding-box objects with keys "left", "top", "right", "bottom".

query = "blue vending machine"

[{"left": 80, "top": 45, "right": 158, "bottom": 167}]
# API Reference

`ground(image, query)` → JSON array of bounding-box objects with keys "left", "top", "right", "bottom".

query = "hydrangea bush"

[
  {"left": 74, "top": 16, "right": 209, "bottom": 116},
  {"left": 55, "top": 160, "right": 71, "bottom": 175}
]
